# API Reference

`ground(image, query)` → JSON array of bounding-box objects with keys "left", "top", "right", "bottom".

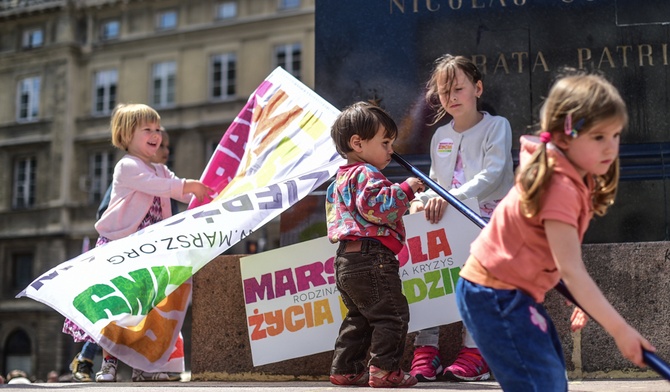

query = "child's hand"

[
  {"left": 406, "top": 177, "right": 425, "bottom": 193},
  {"left": 184, "top": 180, "right": 214, "bottom": 203},
  {"left": 612, "top": 323, "right": 655, "bottom": 367},
  {"left": 569, "top": 306, "right": 588, "bottom": 332},
  {"left": 424, "top": 197, "right": 447, "bottom": 224},
  {"left": 409, "top": 200, "right": 424, "bottom": 214}
]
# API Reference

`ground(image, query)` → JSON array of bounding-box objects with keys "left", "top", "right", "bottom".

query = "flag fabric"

[{"left": 17, "top": 67, "right": 345, "bottom": 372}]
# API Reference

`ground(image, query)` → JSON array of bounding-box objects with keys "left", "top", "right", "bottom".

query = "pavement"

[{"left": 2, "top": 379, "right": 670, "bottom": 391}]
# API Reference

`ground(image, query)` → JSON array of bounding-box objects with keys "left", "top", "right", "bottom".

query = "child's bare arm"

[{"left": 545, "top": 220, "right": 655, "bottom": 367}]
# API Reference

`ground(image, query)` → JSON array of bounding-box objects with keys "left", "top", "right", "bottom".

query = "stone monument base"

[{"left": 192, "top": 242, "right": 669, "bottom": 380}]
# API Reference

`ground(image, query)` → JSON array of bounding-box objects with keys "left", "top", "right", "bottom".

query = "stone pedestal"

[
  {"left": 192, "top": 242, "right": 670, "bottom": 380},
  {"left": 191, "top": 255, "right": 461, "bottom": 380},
  {"left": 544, "top": 242, "right": 670, "bottom": 379}
]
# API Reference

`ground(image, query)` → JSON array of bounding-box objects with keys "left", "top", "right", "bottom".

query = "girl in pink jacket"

[{"left": 63, "top": 103, "right": 212, "bottom": 382}]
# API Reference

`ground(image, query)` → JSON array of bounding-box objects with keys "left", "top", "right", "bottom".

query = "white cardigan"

[{"left": 414, "top": 112, "right": 514, "bottom": 206}]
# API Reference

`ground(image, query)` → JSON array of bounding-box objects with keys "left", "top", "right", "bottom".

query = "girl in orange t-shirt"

[{"left": 456, "top": 72, "right": 655, "bottom": 391}]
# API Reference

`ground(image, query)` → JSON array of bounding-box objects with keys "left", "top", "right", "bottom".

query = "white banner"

[
  {"left": 240, "top": 199, "right": 481, "bottom": 366},
  {"left": 18, "top": 67, "right": 346, "bottom": 371}
]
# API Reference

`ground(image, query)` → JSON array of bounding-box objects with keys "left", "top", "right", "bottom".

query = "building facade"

[{"left": 0, "top": 0, "right": 314, "bottom": 380}]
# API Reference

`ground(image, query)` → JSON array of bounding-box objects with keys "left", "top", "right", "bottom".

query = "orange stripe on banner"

[
  {"left": 100, "top": 283, "right": 191, "bottom": 362},
  {"left": 220, "top": 90, "right": 304, "bottom": 198},
  {"left": 252, "top": 90, "right": 303, "bottom": 157},
  {"left": 155, "top": 282, "right": 191, "bottom": 312}
]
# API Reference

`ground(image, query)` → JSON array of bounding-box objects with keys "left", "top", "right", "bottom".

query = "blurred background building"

[{"left": 0, "top": 0, "right": 314, "bottom": 380}]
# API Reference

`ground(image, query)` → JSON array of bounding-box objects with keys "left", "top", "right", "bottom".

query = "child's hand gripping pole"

[
  {"left": 390, "top": 152, "right": 670, "bottom": 381},
  {"left": 552, "top": 282, "right": 670, "bottom": 379}
]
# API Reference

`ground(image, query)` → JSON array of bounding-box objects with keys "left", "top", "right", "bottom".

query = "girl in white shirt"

[{"left": 409, "top": 54, "right": 514, "bottom": 382}]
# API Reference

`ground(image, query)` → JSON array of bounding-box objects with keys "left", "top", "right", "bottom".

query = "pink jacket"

[{"left": 95, "top": 155, "right": 192, "bottom": 240}]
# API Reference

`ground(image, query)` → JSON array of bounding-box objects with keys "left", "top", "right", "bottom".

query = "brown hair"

[
  {"left": 518, "top": 71, "right": 628, "bottom": 217},
  {"left": 425, "top": 54, "right": 483, "bottom": 125},
  {"left": 110, "top": 103, "right": 161, "bottom": 150},
  {"left": 330, "top": 101, "right": 398, "bottom": 158}
]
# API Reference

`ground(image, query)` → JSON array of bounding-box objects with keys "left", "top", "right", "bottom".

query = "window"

[
  {"left": 22, "top": 27, "right": 43, "bottom": 49},
  {"left": 11, "top": 253, "right": 33, "bottom": 293},
  {"left": 89, "top": 151, "right": 115, "bottom": 204},
  {"left": 101, "top": 19, "right": 120, "bottom": 40},
  {"left": 16, "top": 77, "right": 40, "bottom": 122},
  {"left": 93, "top": 69, "right": 117, "bottom": 115},
  {"left": 279, "top": 0, "right": 300, "bottom": 9},
  {"left": 4, "top": 329, "right": 32, "bottom": 377},
  {"left": 211, "top": 53, "right": 236, "bottom": 100},
  {"left": 152, "top": 61, "right": 176, "bottom": 107},
  {"left": 12, "top": 156, "right": 36, "bottom": 209},
  {"left": 275, "top": 43, "right": 301, "bottom": 80},
  {"left": 157, "top": 9, "right": 178, "bottom": 30},
  {"left": 216, "top": 2, "right": 237, "bottom": 19}
]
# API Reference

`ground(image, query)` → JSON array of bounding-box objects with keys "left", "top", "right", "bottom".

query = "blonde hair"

[
  {"left": 110, "top": 103, "right": 161, "bottom": 150},
  {"left": 518, "top": 71, "right": 627, "bottom": 218},
  {"left": 425, "top": 54, "right": 483, "bottom": 125}
]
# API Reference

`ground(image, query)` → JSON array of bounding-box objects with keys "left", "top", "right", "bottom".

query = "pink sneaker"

[
  {"left": 443, "top": 347, "right": 490, "bottom": 381},
  {"left": 410, "top": 346, "right": 443, "bottom": 382}
]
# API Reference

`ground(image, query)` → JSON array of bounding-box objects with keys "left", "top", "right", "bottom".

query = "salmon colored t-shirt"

[{"left": 461, "top": 136, "right": 595, "bottom": 303}]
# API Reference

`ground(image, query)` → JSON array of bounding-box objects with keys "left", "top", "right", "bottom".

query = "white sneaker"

[
  {"left": 131, "top": 368, "right": 181, "bottom": 382},
  {"left": 95, "top": 358, "right": 118, "bottom": 382}
]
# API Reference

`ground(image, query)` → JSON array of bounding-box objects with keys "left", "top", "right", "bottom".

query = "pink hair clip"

[
  {"left": 540, "top": 132, "right": 551, "bottom": 144},
  {"left": 564, "top": 113, "right": 584, "bottom": 138}
]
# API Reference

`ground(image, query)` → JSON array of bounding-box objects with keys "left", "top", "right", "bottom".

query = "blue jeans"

[
  {"left": 331, "top": 239, "right": 410, "bottom": 373},
  {"left": 456, "top": 278, "right": 567, "bottom": 392},
  {"left": 80, "top": 341, "right": 100, "bottom": 361}
]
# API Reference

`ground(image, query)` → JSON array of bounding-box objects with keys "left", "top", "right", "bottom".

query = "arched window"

[{"left": 4, "top": 329, "right": 32, "bottom": 378}]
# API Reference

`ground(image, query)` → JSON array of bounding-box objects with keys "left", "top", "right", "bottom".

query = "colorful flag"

[{"left": 17, "top": 67, "right": 345, "bottom": 372}]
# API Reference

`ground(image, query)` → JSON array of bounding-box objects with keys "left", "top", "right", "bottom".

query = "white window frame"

[
  {"left": 12, "top": 156, "right": 36, "bottom": 209},
  {"left": 279, "top": 0, "right": 300, "bottom": 10},
  {"left": 157, "top": 9, "right": 178, "bottom": 30},
  {"left": 16, "top": 76, "right": 40, "bottom": 122},
  {"left": 22, "top": 27, "right": 43, "bottom": 49},
  {"left": 101, "top": 19, "right": 120, "bottom": 41},
  {"left": 274, "top": 43, "right": 302, "bottom": 80},
  {"left": 216, "top": 1, "right": 237, "bottom": 19},
  {"left": 152, "top": 61, "right": 176, "bottom": 107},
  {"left": 210, "top": 53, "right": 237, "bottom": 100},
  {"left": 89, "top": 151, "right": 115, "bottom": 204},
  {"left": 93, "top": 69, "right": 117, "bottom": 115}
]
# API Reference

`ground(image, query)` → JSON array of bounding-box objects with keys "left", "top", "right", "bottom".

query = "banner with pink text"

[
  {"left": 240, "top": 199, "right": 481, "bottom": 366},
  {"left": 18, "top": 67, "right": 345, "bottom": 372}
]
